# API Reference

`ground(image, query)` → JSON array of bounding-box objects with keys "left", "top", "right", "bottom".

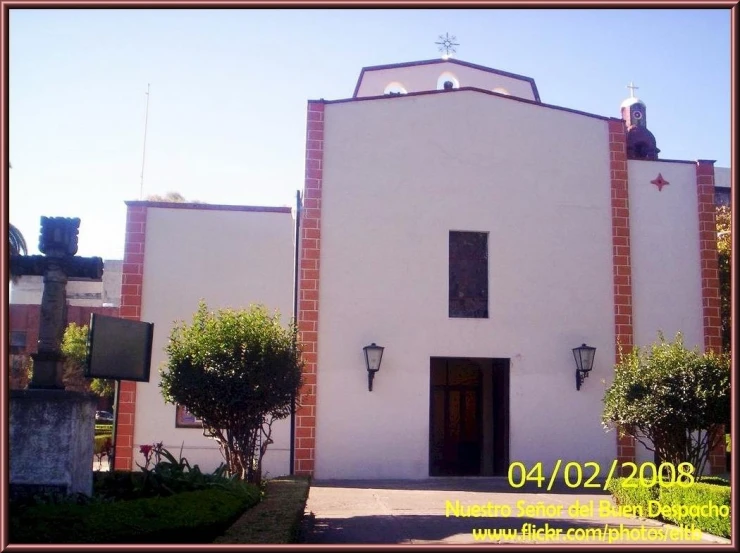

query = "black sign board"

[{"left": 85, "top": 314, "right": 154, "bottom": 382}]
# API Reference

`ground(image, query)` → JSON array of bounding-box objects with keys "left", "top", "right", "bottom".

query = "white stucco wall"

[
  {"left": 628, "top": 161, "right": 706, "bottom": 465},
  {"left": 313, "top": 91, "right": 617, "bottom": 479},
  {"left": 628, "top": 161, "right": 704, "bottom": 352},
  {"left": 135, "top": 206, "right": 295, "bottom": 477},
  {"left": 355, "top": 61, "right": 537, "bottom": 101}
]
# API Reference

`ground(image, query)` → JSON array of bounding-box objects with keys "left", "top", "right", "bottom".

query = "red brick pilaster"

[
  {"left": 696, "top": 160, "right": 722, "bottom": 354},
  {"left": 294, "top": 101, "right": 324, "bottom": 476},
  {"left": 113, "top": 204, "right": 147, "bottom": 470},
  {"left": 696, "top": 160, "right": 725, "bottom": 474},
  {"left": 609, "top": 119, "right": 636, "bottom": 469}
]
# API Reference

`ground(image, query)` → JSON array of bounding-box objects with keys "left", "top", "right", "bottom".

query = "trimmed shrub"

[
  {"left": 658, "top": 482, "right": 731, "bottom": 538},
  {"left": 697, "top": 476, "right": 730, "bottom": 487},
  {"left": 10, "top": 487, "right": 260, "bottom": 543},
  {"left": 606, "top": 477, "right": 657, "bottom": 512},
  {"left": 607, "top": 477, "right": 731, "bottom": 539},
  {"left": 93, "top": 470, "right": 145, "bottom": 501}
]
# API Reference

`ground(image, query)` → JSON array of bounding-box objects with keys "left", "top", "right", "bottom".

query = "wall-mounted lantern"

[
  {"left": 573, "top": 343, "right": 596, "bottom": 391},
  {"left": 363, "top": 343, "right": 384, "bottom": 392}
]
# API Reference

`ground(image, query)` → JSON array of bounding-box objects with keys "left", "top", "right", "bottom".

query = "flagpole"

[{"left": 139, "top": 83, "right": 151, "bottom": 200}]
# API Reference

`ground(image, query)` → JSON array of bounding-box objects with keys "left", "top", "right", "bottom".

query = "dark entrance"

[{"left": 429, "top": 357, "right": 509, "bottom": 476}]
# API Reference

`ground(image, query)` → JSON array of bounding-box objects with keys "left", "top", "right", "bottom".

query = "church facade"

[{"left": 113, "top": 59, "right": 728, "bottom": 478}]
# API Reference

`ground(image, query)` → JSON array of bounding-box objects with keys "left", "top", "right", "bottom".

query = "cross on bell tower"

[{"left": 620, "top": 82, "right": 660, "bottom": 161}]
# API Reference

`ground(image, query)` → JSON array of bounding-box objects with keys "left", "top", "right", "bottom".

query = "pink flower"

[{"left": 140, "top": 444, "right": 153, "bottom": 456}]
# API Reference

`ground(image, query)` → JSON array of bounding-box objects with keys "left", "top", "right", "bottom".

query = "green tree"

[
  {"left": 159, "top": 302, "right": 302, "bottom": 484},
  {"left": 716, "top": 205, "right": 731, "bottom": 353},
  {"left": 60, "top": 323, "right": 115, "bottom": 397},
  {"left": 145, "top": 191, "right": 204, "bottom": 203},
  {"left": 602, "top": 332, "right": 730, "bottom": 476}
]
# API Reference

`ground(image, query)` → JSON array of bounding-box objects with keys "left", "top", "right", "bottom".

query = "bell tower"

[{"left": 621, "top": 82, "right": 660, "bottom": 160}]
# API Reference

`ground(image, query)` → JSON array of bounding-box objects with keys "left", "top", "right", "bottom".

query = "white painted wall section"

[
  {"left": 135, "top": 206, "right": 295, "bottom": 477},
  {"left": 314, "top": 91, "right": 616, "bottom": 479},
  {"left": 628, "top": 161, "right": 704, "bottom": 352}
]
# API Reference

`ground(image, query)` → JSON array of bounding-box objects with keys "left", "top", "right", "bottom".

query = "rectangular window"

[{"left": 449, "top": 231, "right": 488, "bottom": 318}]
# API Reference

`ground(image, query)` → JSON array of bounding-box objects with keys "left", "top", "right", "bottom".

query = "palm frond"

[{"left": 9, "top": 223, "right": 28, "bottom": 256}]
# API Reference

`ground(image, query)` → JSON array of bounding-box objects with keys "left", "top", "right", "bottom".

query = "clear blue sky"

[{"left": 9, "top": 9, "right": 731, "bottom": 260}]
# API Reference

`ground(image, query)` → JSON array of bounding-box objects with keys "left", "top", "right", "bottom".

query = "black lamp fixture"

[
  {"left": 573, "top": 343, "right": 596, "bottom": 391},
  {"left": 363, "top": 342, "right": 384, "bottom": 391}
]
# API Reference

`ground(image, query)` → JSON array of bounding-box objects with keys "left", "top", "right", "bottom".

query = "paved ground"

[{"left": 301, "top": 478, "right": 730, "bottom": 545}]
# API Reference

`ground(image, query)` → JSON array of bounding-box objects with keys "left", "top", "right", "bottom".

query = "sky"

[{"left": 8, "top": 8, "right": 732, "bottom": 261}]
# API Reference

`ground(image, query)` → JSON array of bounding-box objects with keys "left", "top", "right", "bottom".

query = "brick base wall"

[
  {"left": 609, "top": 119, "right": 636, "bottom": 469},
  {"left": 113, "top": 205, "right": 147, "bottom": 471},
  {"left": 294, "top": 100, "right": 325, "bottom": 476}
]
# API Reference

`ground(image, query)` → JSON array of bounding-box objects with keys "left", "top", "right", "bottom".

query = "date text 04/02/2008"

[{"left": 507, "top": 460, "right": 697, "bottom": 491}]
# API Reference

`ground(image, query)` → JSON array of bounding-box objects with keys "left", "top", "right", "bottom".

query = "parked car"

[{"left": 95, "top": 410, "right": 114, "bottom": 423}]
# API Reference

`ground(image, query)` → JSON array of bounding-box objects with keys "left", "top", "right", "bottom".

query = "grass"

[{"left": 214, "top": 476, "right": 310, "bottom": 544}]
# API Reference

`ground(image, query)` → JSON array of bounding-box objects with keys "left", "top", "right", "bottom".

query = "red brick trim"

[
  {"left": 113, "top": 205, "right": 147, "bottom": 470},
  {"left": 609, "top": 119, "right": 636, "bottom": 469},
  {"left": 294, "top": 101, "right": 324, "bottom": 476},
  {"left": 696, "top": 160, "right": 725, "bottom": 475},
  {"left": 696, "top": 161, "right": 722, "bottom": 354}
]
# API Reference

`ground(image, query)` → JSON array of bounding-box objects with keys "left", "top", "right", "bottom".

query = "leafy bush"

[
  {"left": 160, "top": 302, "right": 303, "bottom": 484},
  {"left": 60, "top": 323, "right": 115, "bottom": 397},
  {"left": 716, "top": 205, "right": 730, "bottom": 353},
  {"left": 10, "top": 488, "right": 260, "bottom": 543},
  {"left": 602, "top": 332, "right": 730, "bottom": 475}
]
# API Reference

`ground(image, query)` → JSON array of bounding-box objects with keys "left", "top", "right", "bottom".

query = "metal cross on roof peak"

[
  {"left": 435, "top": 33, "right": 459, "bottom": 59},
  {"left": 627, "top": 81, "right": 640, "bottom": 98}
]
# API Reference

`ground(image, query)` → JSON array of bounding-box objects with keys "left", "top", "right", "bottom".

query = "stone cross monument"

[
  {"left": 10, "top": 217, "right": 104, "bottom": 388},
  {"left": 9, "top": 216, "right": 104, "bottom": 498}
]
